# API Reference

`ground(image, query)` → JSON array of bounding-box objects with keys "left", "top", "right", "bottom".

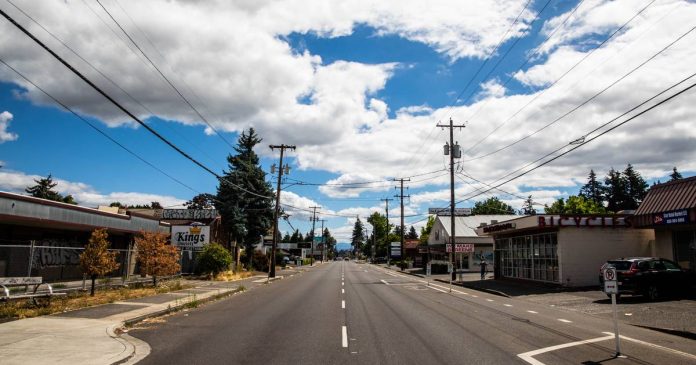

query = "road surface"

[{"left": 131, "top": 261, "right": 696, "bottom": 364}]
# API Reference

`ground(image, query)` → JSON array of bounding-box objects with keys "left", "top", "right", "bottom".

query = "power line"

[
  {"left": 464, "top": 20, "right": 695, "bottom": 163},
  {"left": 456, "top": 75, "right": 696, "bottom": 205},
  {"left": 0, "top": 8, "right": 274, "bottom": 201},
  {"left": 95, "top": 0, "right": 236, "bottom": 150},
  {"left": 464, "top": 0, "right": 658, "bottom": 157},
  {"left": 4, "top": 0, "right": 222, "bottom": 169}
]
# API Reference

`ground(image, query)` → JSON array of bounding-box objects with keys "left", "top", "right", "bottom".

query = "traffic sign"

[{"left": 604, "top": 267, "right": 616, "bottom": 281}]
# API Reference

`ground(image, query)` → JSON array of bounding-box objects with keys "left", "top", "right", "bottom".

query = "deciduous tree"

[
  {"left": 79, "top": 228, "right": 120, "bottom": 296},
  {"left": 135, "top": 231, "right": 180, "bottom": 286},
  {"left": 471, "top": 197, "right": 515, "bottom": 215}
]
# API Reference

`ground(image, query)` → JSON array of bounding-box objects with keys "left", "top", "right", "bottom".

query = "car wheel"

[{"left": 646, "top": 284, "right": 659, "bottom": 301}]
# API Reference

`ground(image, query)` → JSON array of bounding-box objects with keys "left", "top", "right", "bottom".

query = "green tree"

[
  {"left": 196, "top": 243, "right": 232, "bottom": 276},
  {"left": 79, "top": 228, "right": 120, "bottom": 296},
  {"left": 579, "top": 169, "right": 604, "bottom": 205},
  {"left": 281, "top": 233, "right": 291, "bottom": 243},
  {"left": 670, "top": 166, "right": 683, "bottom": 181},
  {"left": 150, "top": 201, "right": 163, "bottom": 209},
  {"left": 393, "top": 225, "right": 403, "bottom": 237},
  {"left": 185, "top": 193, "right": 216, "bottom": 209},
  {"left": 323, "top": 227, "right": 338, "bottom": 259},
  {"left": 604, "top": 168, "right": 628, "bottom": 213},
  {"left": 623, "top": 164, "right": 648, "bottom": 210},
  {"left": 109, "top": 202, "right": 123, "bottom": 208},
  {"left": 544, "top": 195, "right": 607, "bottom": 214},
  {"left": 406, "top": 226, "right": 418, "bottom": 239},
  {"left": 367, "top": 212, "right": 391, "bottom": 257},
  {"left": 351, "top": 218, "right": 365, "bottom": 252},
  {"left": 216, "top": 128, "right": 274, "bottom": 267},
  {"left": 471, "top": 197, "right": 515, "bottom": 215},
  {"left": 520, "top": 195, "right": 537, "bottom": 215},
  {"left": 419, "top": 216, "right": 435, "bottom": 245},
  {"left": 25, "top": 174, "right": 77, "bottom": 204},
  {"left": 289, "top": 229, "right": 301, "bottom": 243}
]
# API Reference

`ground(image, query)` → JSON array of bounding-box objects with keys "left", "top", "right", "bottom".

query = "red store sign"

[{"left": 537, "top": 215, "right": 631, "bottom": 228}]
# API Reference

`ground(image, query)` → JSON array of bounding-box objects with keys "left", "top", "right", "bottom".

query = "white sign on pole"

[
  {"left": 445, "top": 244, "right": 475, "bottom": 253},
  {"left": 171, "top": 224, "right": 210, "bottom": 250},
  {"left": 426, "top": 263, "right": 432, "bottom": 277},
  {"left": 603, "top": 266, "right": 622, "bottom": 357}
]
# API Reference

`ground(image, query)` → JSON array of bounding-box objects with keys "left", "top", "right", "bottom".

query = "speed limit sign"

[{"left": 604, "top": 267, "right": 616, "bottom": 281}]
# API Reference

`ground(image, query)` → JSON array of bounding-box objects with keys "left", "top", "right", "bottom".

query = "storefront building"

[
  {"left": 632, "top": 176, "right": 696, "bottom": 272},
  {"left": 0, "top": 191, "right": 169, "bottom": 281},
  {"left": 476, "top": 215, "right": 654, "bottom": 287},
  {"left": 427, "top": 215, "right": 520, "bottom": 272}
]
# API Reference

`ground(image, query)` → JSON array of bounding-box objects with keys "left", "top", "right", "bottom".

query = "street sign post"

[{"left": 603, "top": 266, "right": 622, "bottom": 357}]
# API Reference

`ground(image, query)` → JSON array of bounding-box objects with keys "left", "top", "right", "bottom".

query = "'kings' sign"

[{"left": 171, "top": 224, "right": 210, "bottom": 250}]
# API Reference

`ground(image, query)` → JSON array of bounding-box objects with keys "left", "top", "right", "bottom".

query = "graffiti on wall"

[{"left": 32, "top": 240, "right": 82, "bottom": 269}]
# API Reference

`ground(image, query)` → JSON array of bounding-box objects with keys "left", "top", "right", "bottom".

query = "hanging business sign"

[
  {"left": 161, "top": 209, "right": 218, "bottom": 220},
  {"left": 171, "top": 224, "right": 210, "bottom": 250},
  {"left": 653, "top": 209, "right": 689, "bottom": 225},
  {"left": 428, "top": 208, "right": 472, "bottom": 216}
]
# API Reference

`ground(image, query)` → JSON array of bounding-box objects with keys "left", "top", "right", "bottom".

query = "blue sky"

[{"left": 1, "top": 0, "right": 695, "bottom": 245}]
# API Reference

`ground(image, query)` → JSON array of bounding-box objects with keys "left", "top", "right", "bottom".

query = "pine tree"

[
  {"left": 216, "top": 128, "right": 274, "bottom": 266},
  {"left": 521, "top": 195, "right": 537, "bottom": 215},
  {"left": 184, "top": 193, "right": 216, "bottom": 209},
  {"left": 670, "top": 167, "right": 683, "bottom": 181},
  {"left": 623, "top": 164, "right": 648, "bottom": 210},
  {"left": 406, "top": 226, "right": 418, "bottom": 239},
  {"left": 351, "top": 219, "right": 365, "bottom": 252},
  {"left": 282, "top": 233, "right": 291, "bottom": 243},
  {"left": 393, "top": 225, "right": 403, "bottom": 237},
  {"left": 579, "top": 169, "right": 604, "bottom": 206},
  {"left": 604, "top": 168, "right": 628, "bottom": 212},
  {"left": 290, "top": 229, "right": 301, "bottom": 243},
  {"left": 79, "top": 228, "right": 120, "bottom": 296},
  {"left": 25, "top": 174, "right": 76, "bottom": 204}
]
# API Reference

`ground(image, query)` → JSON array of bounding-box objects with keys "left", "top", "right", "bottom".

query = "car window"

[
  {"left": 662, "top": 260, "right": 681, "bottom": 270},
  {"left": 650, "top": 261, "right": 666, "bottom": 270},
  {"left": 607, "top": 261, "right": 632, "bottom": 270},
  {"left": 637, "top": 261, "right": 649, "bottom": 270}
]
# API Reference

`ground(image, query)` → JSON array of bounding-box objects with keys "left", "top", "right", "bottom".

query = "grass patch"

[
  {"left": 213, "top": 270, "right": 254, "bottom": 282},
  {"left": 0, "top": 279, "right": 192, "bottom": 320}
]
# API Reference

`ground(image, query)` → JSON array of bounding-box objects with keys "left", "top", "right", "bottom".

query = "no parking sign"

[{"left": 603, "top": 267, "right": 618, "bottom": 294}]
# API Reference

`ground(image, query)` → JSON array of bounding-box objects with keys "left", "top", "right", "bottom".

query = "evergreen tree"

[
  {"left": 604, "top": 168, "right": 628, "bottom": 212},
  {"left": 150, "top": 201, "right": 163, "bottom": 209},
  {"left": 521, "top": 195, "right": 537, "bottom": 215},
  {"left": 216, "top": 128, "right": 274, "bottom": 266},
  {"left": 323, "top": 228, "right": 337, "bottom": 259},
  {"left": 184, "top": 193, "right": 216, "bottom": 209},
  {"left": 393, "top": 225, "right": 403, "bottom": 237},
  {"left": 351, "top": 218, "right": 365, "bottom": 252},
  {"left": 471, "top": 197, "right": 515, "bottom": 215},
  {"left": 25, "top": 174, "right": 76, "bottom": 204},
  {"left": 406, "top": 226, "right": 418, "bottom": 239},
  {"left": 670, "top": 166, "right": 683, "bottom": 181},
  {"left": 281, "top": 233, "right": 291, "bottom": 243},
  {"left": 579, "top": 169, "right": 604, "bottom": 205},
  {"left": 289, "top": 229, "right": 301, "bottom": 243},
  {"left": 623, "top": 164, "right": 648, "bottom": 210}
]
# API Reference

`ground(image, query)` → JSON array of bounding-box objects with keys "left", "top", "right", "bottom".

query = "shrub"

[
  {"left": 196, "top": 243, "right": 233, "bottom": 276},
  {"left": 250, "top": 250, "right": 269, "bottom": 272}
]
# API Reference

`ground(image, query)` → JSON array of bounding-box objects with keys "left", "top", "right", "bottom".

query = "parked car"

[{"left": 599, "top": 257, "right": 690, "bottom": 300}]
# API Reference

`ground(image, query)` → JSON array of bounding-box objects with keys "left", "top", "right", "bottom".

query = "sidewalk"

[
  {"left": 0, "top": 267, "right": 305, "bottom": 365},
  {"left": 379, "top": 264, "right": 696, "bottom": 338}
]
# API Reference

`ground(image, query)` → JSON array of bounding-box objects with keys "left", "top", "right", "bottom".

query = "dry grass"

[
  {"left": 213, "top": 271, "right": 254, "bottom": 282},
  {"left": 0, "top": 280, "right": 191, "bottom": 320}
]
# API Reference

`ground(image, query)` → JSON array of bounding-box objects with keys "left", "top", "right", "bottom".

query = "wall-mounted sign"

[
  {"left": 653, "top": 209, "right": 689, "bottom": 225},
  {"left": 171, "top": 224, "right": 210, "bottom": 250},
  {"left": 161, "top": 209, "right": 218, "bottom": 220},
  {"left": 482, "top": 222, "right": 516, "bottom": 233},
  {"left": 537, "top": 215, "right": 631, "bottom": 228},
  {"left": 445, "top": 243, "right": 475, "bottom": 253},
  {"left": 428, "top": 208, "right": 472, "bottom": 216}
]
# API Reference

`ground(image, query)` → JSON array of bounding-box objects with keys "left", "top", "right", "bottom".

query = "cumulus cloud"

[
  {"left": 0, "top": 111, "right": 18, "bottom": 143},
  {"left": 0, "top": 170, "right": 185, "bottom": 207}
]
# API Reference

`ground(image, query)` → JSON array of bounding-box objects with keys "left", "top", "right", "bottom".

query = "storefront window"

[
  {"left": 496, "top": 232, "right": 558, "bottom": 283},
  {"left": 673, "top": 230, "right": 696, "bottom": 271}
]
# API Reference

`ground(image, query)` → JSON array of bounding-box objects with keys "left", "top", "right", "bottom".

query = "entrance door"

[{"left": 673, "top": 229, "right": 696, "bottom": 271}]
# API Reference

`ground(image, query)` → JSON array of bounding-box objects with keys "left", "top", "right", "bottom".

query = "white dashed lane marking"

[
  {"left": 504, "top": 304, "right": 513, "bottom": 307},
  {"left": 342, "top": 289, "right": 344, "bottom": 294},
  {"left": 558, "top": 319, "right": 572, "bottom": 323},
  {"left": 342, "top": 300, "right": 345, "bottom": 309},
  {"left": 342, "top": 326, "right": 348, "bottom": 348},
  {"left": 527, "top": 310, "right": 538, "bottom": 314}
]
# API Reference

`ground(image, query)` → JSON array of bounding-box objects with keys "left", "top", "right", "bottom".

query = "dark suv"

[{"left": 599, "top": 257, "right": 689, "bottom": 300}]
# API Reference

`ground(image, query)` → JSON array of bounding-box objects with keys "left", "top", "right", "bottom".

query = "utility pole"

[
  {"left": 437, "top": 118, "right": 465, "bottom": 281},
  {"left": 319, "top": 219, "right": 327, "bottom": 262},
  {"left": 269, "top": 144, "right": 295, "bottom": 278},
  {"left": 394, "top": 178, "right": 410, "bottom": 266},
  {"left": 380, "top": 198, "right": 393, "bottom": 266},
  {"left": 309, "top": 206, "right": 320, "bottom": 266}
]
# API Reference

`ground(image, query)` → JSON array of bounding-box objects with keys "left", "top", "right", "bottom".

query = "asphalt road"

[{"left": 131, "top": 261, "right": 696, "bottom": 364}]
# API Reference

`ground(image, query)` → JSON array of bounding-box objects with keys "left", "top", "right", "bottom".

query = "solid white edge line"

[
  {"left": 517, "top": 335, "right": 614, "bottom": 365},
  {"left": 342, "top": 300, "right": 345, "bottom": 309},
  {"left": 601, "top": 332, "right": 696, "bottom": 361},
  {"left": 342, "top": 326, "right": 348, "bottom": 348}
]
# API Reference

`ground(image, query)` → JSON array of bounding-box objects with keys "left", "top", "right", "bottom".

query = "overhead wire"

[
  {"left": 95, "top": 0, "right": 236, "bottom": 150},
  {"left": 463, "top": 0, "right": 658, "bottom": 157}
]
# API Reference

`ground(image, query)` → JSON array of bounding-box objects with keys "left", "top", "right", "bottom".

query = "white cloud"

[
  {"left": 0, "top": 170, "right": 185, "bottom": 207},
  {"left": 0, "top": 111, "right": 18, "bottom": 143}
]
